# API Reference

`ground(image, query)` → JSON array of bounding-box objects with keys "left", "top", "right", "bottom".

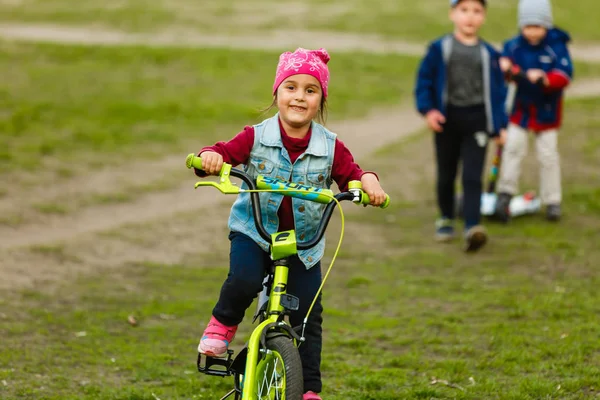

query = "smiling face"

[
  {"left": 276, "top": 74, "right": 323, "bottom": 134},
  {"left": 450, "top": 0, "right": 486, "bottom": 39},
  {"left": 522, "top": 25, "right": 548, "bottom": 45}
]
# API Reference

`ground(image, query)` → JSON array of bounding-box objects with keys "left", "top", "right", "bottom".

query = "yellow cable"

[
  {"left": 241, "top": 189, "right": 346, "bottom": 332},
  {"left": 303, "top": 196, "right": 344, "bottom": 329}
]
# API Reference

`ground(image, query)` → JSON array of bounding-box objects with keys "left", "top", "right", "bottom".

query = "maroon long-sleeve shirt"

[{"left": 198, "top": 121, "right": 374, "bottom": 231}]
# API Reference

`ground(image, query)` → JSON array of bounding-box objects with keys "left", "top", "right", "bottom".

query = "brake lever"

[{"left": 186, "top": 153, "right": 241, "bottom": 194}]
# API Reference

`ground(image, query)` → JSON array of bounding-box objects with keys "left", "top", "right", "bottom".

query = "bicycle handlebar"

[{"left": 186, "top": 153, "right": 389, "bottom": 250}]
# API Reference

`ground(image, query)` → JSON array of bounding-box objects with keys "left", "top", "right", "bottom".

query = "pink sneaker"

[
  {"left": 198, "top": 316, "right": 238, "bottom": 358},
  {"left": 303, "top": 391, "right": 322, "bottom": 400}
]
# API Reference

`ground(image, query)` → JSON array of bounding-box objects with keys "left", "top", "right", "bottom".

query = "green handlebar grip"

[
  {"left": 348, "top": 181, "right": 389, "bottom": 208},
  {"left": 186, "top": 153, "right": 203, "bottom": 170},
  {"left": 361, "top": 192, "right": 391, "bottom": 209},
  {"left": 380, "top": 195, "right": 390, "bottom": 209}
]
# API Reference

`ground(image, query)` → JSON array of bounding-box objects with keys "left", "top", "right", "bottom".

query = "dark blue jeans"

[
  {"left": 434, "top": 104, "right": 488, "bottom": 228},
  {"left": 212, "top": 231, "right": 324, "bottom": 393}
]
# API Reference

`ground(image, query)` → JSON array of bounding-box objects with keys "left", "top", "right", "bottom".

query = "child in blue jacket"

[
  {"left": 414, "top": 0, "right": 507, "bottom": 252},
  {"left": 495, "top": 0, "right": 573, "bottom": 222}
]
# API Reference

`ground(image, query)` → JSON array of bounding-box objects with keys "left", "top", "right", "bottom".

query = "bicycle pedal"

[{"left": 197, "top": 350, "right": 234, "bottom": 377}]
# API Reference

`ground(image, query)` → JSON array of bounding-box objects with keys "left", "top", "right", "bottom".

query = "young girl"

[{"left": 194, "top": 47, "right": 387, "bottom": 400}]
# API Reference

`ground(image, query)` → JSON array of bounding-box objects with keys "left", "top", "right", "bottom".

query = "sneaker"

[
  {"left": 464, "top": 225, "right": 488, "bottom": 252},
  {"left": 546, "top": 204, "right": 561, "bottom": 222},
  {"left": 435, "top": 218, "right": 455, "bottom": 242},
  {"left": 198, "top": 316, "right": 238, "bottom": 358},
  {"left": 303, "top": 391, "right": 322, "bottom": 400},
  {"left": 494, "top": 193, "right": 512, "bottom": 223}
]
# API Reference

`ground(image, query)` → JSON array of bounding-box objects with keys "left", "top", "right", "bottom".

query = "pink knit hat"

[{"left": 272, "top": 48, "right": 331, "bottom": 98}]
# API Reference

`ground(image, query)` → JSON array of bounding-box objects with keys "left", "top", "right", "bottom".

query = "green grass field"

[
  {"left": 0, "top": 0, "right": 598, "bottom": 43},
  {"left": 2, "top": 40, "right": 600, "bottom": 178},
  {"left": 0, "top": 41, "right": 419, "bottom": 176},
  {"left": 2, "top": 96, "right": 600, "bottom": 399},
  {"left": 2, "top": 1, "right": 600, "bottom": 399}
]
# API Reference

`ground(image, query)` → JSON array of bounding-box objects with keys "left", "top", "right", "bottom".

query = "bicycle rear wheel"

[{"left": 255, "top": 336, "right": 303, "bottom": 400}]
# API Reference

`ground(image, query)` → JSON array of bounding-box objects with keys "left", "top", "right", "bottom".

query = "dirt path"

[
  {"left": 0, "top": 104, "right": 423, "bottom": 290},
  {"left": 2, "top": 78, "right": 597, "bottom": 291},
  {"left": 0, "top": 105, "right": 421, "bottom": 251},
  {"left": 565, "top": 78, "right": 600, "bottom": 99},
  {"left": 1, "top": 75, "right": 595, "bottom": 251},
  {"left": 1, "top": 21, "right": 599, "bottom": 291},
  {"left": 2, "top": 23, "right": 600, "bottom": 63},
  {"left": 0, "top": 23, "right": 425, "bottom": 54}
]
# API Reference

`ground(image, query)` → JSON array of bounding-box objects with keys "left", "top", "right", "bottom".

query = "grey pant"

[{"left": 497, "top": 123, "right": 562, "bottom": 205}]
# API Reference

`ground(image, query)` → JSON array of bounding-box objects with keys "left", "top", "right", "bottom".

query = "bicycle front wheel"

[{"left": 255, "top": 336, "right": 303, "bottom": 400}]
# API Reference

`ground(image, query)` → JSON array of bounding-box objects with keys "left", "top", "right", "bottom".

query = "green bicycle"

[{"left": 186, "top": 153, "right": 389, "bottom": 400}]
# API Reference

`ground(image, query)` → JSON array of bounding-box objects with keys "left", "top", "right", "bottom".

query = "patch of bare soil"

[
  {"left": 0, "top": 104, "right": 421, "bottom": 248},
  {"left": 0, "top": 155, "right": 187, "bottom": 225},
  {"left": 0, "top": 23, "right": 424, "bottom": 55},
  {"left": 566, "top": 78, "right": 600, "bottom": 99},
  {"left": 0, "top": 104, "right": 422, "bottom": 291},
  {"left": 2, "top": 23, "right": 600, "bottom": 63}
]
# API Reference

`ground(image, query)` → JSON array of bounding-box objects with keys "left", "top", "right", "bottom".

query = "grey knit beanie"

[{"left": 518, "top": 0, "right": 553, "bottom": 28}]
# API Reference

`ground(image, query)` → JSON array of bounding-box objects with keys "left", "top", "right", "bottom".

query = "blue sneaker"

[
  {"left": 435, "top": 218, "right": 455, "bottom": 242},
  {"left": 464, "top": 225, "right": 488, "bottom": 252}
]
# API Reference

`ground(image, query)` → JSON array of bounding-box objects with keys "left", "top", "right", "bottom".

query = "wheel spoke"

[
  {"left": 269, "top": 357, "right": 283, "bottom": 399},
  {"left": 257, "top": 351, "right": 285, "bottom": 399},
  {"left": 255, "top": 337, "right": 301, "bottom": 399}
]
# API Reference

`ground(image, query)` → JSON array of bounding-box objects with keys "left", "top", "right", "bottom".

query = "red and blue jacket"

[{"left": 503, "top": 28, "right": 573, "bottom": 131}]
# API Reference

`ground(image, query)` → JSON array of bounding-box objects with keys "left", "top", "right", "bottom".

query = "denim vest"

[{"left": 228, "top": 114, "right": 336, "bottom": 269}]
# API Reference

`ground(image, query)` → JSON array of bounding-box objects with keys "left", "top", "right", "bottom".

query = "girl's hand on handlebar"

[
  {"left": 200, "top": 151, "right": 224, "bottom": 175},
  {"left": 361, "top": 173, "right": 387, "bottom": 207}
]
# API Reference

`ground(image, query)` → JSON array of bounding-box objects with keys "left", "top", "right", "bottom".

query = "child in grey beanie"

[
  {"left": 495, "top": 0, "right": 573, "bottom": 223},
  {"left": 518, "top": 0, "right": 553, "bottom": 28}
]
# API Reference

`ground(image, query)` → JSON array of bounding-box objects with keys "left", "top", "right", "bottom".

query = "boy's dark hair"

[{"left": 450, "top": 0, "right": 487, "bottom": 7}]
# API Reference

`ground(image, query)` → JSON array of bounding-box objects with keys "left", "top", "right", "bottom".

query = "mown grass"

[
  {"left": 2, "top": 39, "right": 600, "bottom": 179},
  {"left": 0, "top": 0, "right": 598, "bottom": 43},
  {"left": 0, "top": 40, "right": 419, "bottom": 176},
  {"left": 304, "top": 0, "right": 599, "bottom": 43},
  {"left": 1, "top": 98, "right": 599, "bottom": 399}
]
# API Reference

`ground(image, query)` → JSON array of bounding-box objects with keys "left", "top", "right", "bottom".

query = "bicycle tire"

[{"left": 254, "top": 335, "right": 303, "bottom": 400}]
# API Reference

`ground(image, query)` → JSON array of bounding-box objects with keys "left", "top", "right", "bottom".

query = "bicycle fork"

[{"left": 242, "top": 259, "right": 302, "bottom": 399}]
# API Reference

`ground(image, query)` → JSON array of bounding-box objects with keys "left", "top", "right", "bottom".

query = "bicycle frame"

[
  {"left": 187, "top": 153, "right": 389, "bottom": 399},
  {"left": 206, "top": 232, "right": 306, "bottom": 399},
  {"left": 244, "top": 257, "right": 294, "bottom": 398}
]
